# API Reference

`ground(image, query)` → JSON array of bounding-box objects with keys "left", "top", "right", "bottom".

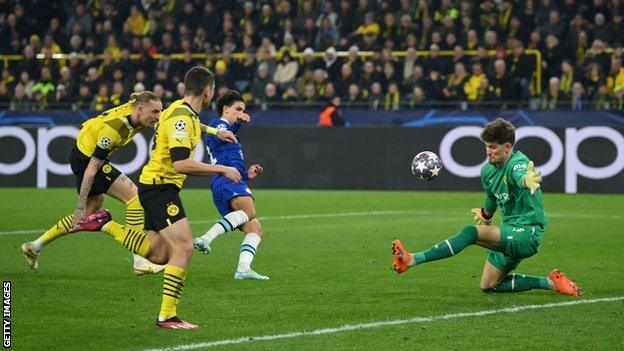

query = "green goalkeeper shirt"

[{"left": 480, "top": 150, "right": 548, "bottom": 230}]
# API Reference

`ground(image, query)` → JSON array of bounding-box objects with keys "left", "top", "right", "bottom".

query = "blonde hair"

[{"left": 128, "top": 90, "right": 160, "bottom": 105}]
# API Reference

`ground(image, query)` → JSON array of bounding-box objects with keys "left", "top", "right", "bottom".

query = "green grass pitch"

[{"left": 1, "top": 188, "right": 623, "bottom": 350}]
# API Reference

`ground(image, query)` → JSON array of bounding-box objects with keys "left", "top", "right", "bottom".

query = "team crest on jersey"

[
  {"left": 167, "top": 203, "right": 179, "bottom": 216},
  {"left": 98, "top": 136, "right": 112, "bottom": 149},
  {"left": 102, "top": 164, "right": 112, "bottom": 174},
  {"left": 216, "top": 123, "right": 227, "bottom": 130}
]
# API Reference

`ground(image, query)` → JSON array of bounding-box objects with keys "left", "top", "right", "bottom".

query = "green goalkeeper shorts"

[{"left": 487, "top": 224, "right": 543, "bottom": 273}]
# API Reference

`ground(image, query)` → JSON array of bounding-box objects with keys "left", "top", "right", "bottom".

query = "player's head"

[
  {"left": 129, "top": 90, "right": 162, "bottom": 128},
  {"left": 184, "top": 66, "right": 215, "bottom": 108},
  {"left": 217, "top": 89, "right": 245, "bottom": 120},
  {"left": 480, "top": 118, "right": 515, "bottom": 165}
]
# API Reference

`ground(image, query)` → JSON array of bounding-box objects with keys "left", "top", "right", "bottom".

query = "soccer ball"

[{"left": 411, "top": 151, "right": 442, "bottom": 181}]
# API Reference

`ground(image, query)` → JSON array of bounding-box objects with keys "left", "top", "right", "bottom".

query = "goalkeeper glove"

[
  {"left": 523, "top": 161, "right": 542, "bottom": 195},
  {"left": 471, "top": 208, "right": 493, "bottom": 225}
]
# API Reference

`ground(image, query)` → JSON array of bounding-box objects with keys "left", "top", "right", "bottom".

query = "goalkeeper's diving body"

[{"left": 392, "top": 118, "right": 581, "bottom": 296}]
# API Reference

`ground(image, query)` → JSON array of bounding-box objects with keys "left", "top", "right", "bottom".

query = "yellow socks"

[
  {"left": 31, "top": 214, "right": 74, "bottom": 251},
  {"left": 101, "top": 221, "right": 151, "bottom": 256},
  {"left": 159, "top": 265, "right": 187, "bottom": 319},
  {"left": 125, "top": 195, "right": 143, "bottom": 230}
]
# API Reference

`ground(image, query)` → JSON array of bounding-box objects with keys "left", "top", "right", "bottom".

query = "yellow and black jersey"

[
  {"left": 139, "top": 99, "right": 201, "bottom": 188},
  {"left": 76, "top": 102, "right": 144, "bottom": 159}
]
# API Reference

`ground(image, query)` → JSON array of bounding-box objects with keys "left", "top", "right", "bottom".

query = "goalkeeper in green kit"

[{"left": 392, "top": 118, "right": 581, "bottom": 296}]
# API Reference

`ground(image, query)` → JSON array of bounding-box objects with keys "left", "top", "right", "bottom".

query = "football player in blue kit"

[{"left": 193, "top": 89, "right": 269, "bottom": 280}]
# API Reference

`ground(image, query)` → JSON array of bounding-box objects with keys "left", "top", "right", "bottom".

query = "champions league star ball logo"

[
  {"left": 99, "top": 137, "right": 112, "bottom": 149},
  {"left": 411, "top": 151, "right": 443, "bottom": 181},
  {"left": 174, "top": 120, "right": 187, "bottom": 131}
]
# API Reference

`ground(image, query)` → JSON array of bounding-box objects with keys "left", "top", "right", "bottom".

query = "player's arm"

[
  {"left": 171, "top": 147, "right": 241, "bottom": 182},
  {"left": 471, "top": 170, "right": 497, "bottom": 225},
  {"left": 511, "top": 160, "right": 542, "bottom": 195},
  {"left": 72, "top": 150, "right": 106, "bottom": 227},
  {"left": 200, "top": 123, "right": 238, "bottom": 143}
]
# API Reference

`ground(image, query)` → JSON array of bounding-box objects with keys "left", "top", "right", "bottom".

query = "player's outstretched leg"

[
  {"left": 20, "top": 213, "right": 74, "bottom": 270},
  {"left": 392, "top": 226, "right": 478, "bottom": 273},
  {"left": 193, "top": 210, "right": 249, "bottom": 254},
  {"left": 482, "top": 270, "right": 582, "bottom": 296}
]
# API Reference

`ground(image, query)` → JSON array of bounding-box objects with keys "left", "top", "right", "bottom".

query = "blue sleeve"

[{"left": 229, "top": 122, "right": 241, "bottom": 134}]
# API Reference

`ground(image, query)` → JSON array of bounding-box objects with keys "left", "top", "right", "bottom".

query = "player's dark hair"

[
  {"left": 184, "top": 66, "right": 214, "bottom": 96},
  {"left": 481, "top": 118, "right": 516, "bottom": 145},
  {"left": 216, "top": 89, "right": 244, "bottom": 116},
  {"left": 129, "top": 90, "right": 160, "bottom": 105}
]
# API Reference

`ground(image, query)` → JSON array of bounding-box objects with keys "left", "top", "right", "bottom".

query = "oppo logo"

[
  {"left": 0, "top": 126, "right": 204, "bottom": 188},
  {"left": 439, "top": 126, "right": 624, "bottom": 193}
]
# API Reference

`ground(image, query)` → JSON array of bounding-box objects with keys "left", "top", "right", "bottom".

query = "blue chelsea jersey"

[{"left": 205, "top": 118, "right": 248, "bottom": 180}]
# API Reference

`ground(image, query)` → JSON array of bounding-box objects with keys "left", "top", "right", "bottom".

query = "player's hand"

[
  {"left": 216, "top": 129, "right": 238, "bottom": 143},
  {"left": 222, "top": 166, "right": 242, "bottom": 183},
  {"left": 237, "top": 113, "right": 251, "bottom": 124},
  {"left": 523, "top": 161, "right": 542, "bottom": 195},
  {"left": 71, "top": 208, "right": 85, "bottom": 230},
  {"left": 471, "top": 208, "right": 492, "bottom": 225},
  {"left": 247, "top": 164, "right": 263, "bottom": 179}
]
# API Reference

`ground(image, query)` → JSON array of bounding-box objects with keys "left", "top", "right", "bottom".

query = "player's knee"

[{"left": 243, "top": 208, "right": 256, "bottom": 221}]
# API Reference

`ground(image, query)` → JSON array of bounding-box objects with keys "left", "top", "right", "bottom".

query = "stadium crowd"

[{"left": 1, "top": 0, "right": 624, "bottom": 111}]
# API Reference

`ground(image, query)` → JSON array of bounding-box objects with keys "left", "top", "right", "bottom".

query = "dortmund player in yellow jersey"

[
  {"left": 99, "top": 66, "right": 241, "bottom": 329},
  {"left": 392, "top": 118, "right": 581, "bottom": 296},
  {"left": 20, "top": 91, "right": 166, "bottom": 274}
]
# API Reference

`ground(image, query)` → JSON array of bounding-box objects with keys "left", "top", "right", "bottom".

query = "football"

[{"left": 411, "top": 151, "right": 443, "bottom": 181}]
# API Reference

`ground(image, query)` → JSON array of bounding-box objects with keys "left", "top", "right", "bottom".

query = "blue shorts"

[{"left": 211, "top": 175, "right": 253, "bottom": 216}]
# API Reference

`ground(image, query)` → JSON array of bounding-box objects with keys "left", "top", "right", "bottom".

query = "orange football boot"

[
  {"left": 392, "top": 239, "right": 412, "bottom": 273},
  {"left": 549, "top": 269, "right": 582, "bottom": 296}
]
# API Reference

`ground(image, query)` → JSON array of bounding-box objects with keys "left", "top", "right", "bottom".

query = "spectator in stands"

[
  {"left": 334, "top": 63, "right": 357, "bottom": 99},
  {"left": 408, "top": 86, "right": 427, "bottom": 109},
  {"left": 423, "top": 68, "right": 445, "bottom": 101},
  {"left": 0, "top": 82, "right": 10, "bottom": 105},
  {"left": 251, "top": 62, "right": 273, "bottom": 104},
  {"left": 11, "top": 85, "right": 31, "bottom": 110},
  {"left": 31, "top": 67, "right": 55, "bottom": 104},
  {"left": 74, "top": 85, "right": 92, "bottom": 110},
  {"left": 66, "top": 3, "right": 92, "bottom": 35},
  {"left": 584, "top": 63, "right": 604, "bottom": 98},
  {"left": 490, "top": 59, "right": 515, "bottom": 105},
  {"left": 273, "top": 51, "right": 299, "bottom": 92},
  {"left": 464, "top": 62, "right": 486, "bottom": 101},
  {"left": 368, "top": 82, "right": 384, "bottom": 110},
  {"left": 607, "top": 57, "right": 624, "bottom": 94},
  {"left": 126, "top": 5, "right": 145, "bottom": 36},
  {"left": 559, "top": 59, "right": 578, "bottom": 95},
  {"left": 57, "top": 67, "right": 78, "bottom": 102},
  {"left": 301, "top": 82, "right": 318, "bottom": 107},
  {"left": 344, "top": 83, "right": 363, "bottom": 109},
  {"left": 508, "top": 42, "right": 534, "bottom": 101},
  {"left": 92, "top": 83, "right": 112, "bottom": 111},
  {"left": 15, "top": 71, "right": 34, "bottom": 99},
  {"left": 443, "top": 62, "right": 468, "bottom": 101},
  {"left": 541, "top": 77, "right": 567, "bottom": 109},
  {"left": 570, "top": 82, "right": 587, "bottom": 110},
  {"left": 385, "top": 82, "right": 401, "bottom": 111},
  {"left": 612, "top": 86, "right": 624, "bottom": 109}
]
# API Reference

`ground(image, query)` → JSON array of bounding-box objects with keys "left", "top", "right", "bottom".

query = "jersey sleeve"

[
  {"left": 509, "top": 159, "right": 530, "bottom": 188},
  {"left": 480, "top": 166, "right": 498, "bottom": 214},
  {"left": 166, "top": 114, "right": 194, "bottom": 150},
  {"left": 94, "top": 125, "right": 122, "bottom": 158}
]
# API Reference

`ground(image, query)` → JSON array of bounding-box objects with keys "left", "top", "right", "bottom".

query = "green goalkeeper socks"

[
  {"left": 414, "top": 226, "right": 478, "bottom": 265},
  {"left": 483, "top": 273, "right": 551, "bottom": 293}
]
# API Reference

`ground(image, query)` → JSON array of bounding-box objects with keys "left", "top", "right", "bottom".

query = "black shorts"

[
  {"left": 138, "top": 183, "right": 186, "bottom": 232},
  {"left": 69, "top": 146, "right": 122, "bottom": 196}
]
